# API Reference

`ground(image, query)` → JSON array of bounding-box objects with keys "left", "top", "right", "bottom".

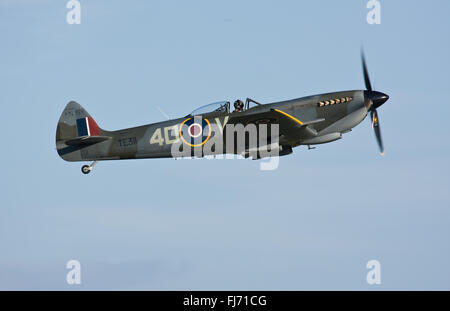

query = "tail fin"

[
  {"left": 56, "top": 101, "right": 111, "bottom": 161},
  {"left": 56, "top": 101, "right": 102, "bottom": 140}
]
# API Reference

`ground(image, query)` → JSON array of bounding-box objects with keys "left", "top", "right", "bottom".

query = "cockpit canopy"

[{"left": 190, "top": 101, "right": 230, "bottom": 116}]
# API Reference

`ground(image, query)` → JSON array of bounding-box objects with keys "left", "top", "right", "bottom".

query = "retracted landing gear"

[{"left": 81, "top": 161, "right": 98, "bottom": 175}]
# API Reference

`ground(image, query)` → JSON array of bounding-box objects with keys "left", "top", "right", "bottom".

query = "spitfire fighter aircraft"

[{"left": 56, "top": 53, "right": 389, "bottom": 174}]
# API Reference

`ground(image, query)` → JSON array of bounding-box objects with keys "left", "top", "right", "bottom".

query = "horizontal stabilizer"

[{"left": 65, "top": 135, "right": 111, "bottom": 146}]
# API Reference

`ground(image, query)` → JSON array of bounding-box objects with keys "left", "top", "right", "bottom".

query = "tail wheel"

[{"left": 81, "top": 165, "right": 91, "bottom": 174}]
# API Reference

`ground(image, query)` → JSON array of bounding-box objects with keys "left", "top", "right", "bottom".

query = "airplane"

[{"left": 56, "top": 52, "right": 389, "bottom": 174}]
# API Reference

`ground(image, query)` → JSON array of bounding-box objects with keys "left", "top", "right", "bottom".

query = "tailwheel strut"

[{"left": 81, "top": 161, "right": 98, "bottom": 175}]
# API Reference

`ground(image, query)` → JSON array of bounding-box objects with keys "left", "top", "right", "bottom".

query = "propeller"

[
  {"left": 370, "top": 109, "right": 384, "bottom": 156},
  {"left": 361, "top": 50, "right": 389, "bottom": 155},
  {"left": 362, "top": 52, "right": 373, "bottom": 92}
]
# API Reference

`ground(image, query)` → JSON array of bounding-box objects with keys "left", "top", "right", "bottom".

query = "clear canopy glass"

[{"left": 190, "top": 101, "right": 229, "bottom": 116}]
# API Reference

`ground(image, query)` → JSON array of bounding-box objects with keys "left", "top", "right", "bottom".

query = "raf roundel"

[
  {"left": 188, "top": 123, "right": 202, "bottom": 138},
  {"left": 179, "top": 117, "right": 211, "bottom": 147}
]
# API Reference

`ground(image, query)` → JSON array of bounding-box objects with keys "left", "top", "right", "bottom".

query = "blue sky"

[{"left": 0, "top": 0, "right": 449, "bottom": 290}]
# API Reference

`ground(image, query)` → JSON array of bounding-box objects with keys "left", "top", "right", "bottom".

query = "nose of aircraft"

[{"left": 365, "top": 91, "right": 389, "bottom": 110}]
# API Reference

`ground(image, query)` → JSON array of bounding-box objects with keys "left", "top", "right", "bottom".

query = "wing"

[{"left": 228, "top": 108, "right": 324, "bottom": 144}]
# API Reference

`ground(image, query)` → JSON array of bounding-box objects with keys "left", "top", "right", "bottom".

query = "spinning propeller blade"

[
  {"left": 370, "top": 109, "right": 384, "bottom": 155},
  {"left": 361, "top": 50, "right": 389, "bottom": 155}
]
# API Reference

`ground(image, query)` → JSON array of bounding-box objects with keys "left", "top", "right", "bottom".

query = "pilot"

[{"left": 233, "top": 100, "right": 244, "bottom": 113}]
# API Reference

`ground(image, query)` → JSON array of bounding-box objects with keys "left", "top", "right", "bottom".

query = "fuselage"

[{"left": 57, "top": 90, "right": 372, "bottom": 162}]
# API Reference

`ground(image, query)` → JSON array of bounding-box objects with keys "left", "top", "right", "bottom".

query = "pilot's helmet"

[{"left": 234, "top": 100, "right": 244, "bottom": 109}]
